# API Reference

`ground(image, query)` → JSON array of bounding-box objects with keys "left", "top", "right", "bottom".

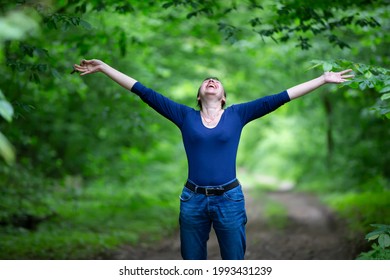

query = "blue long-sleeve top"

[{"left": 131, "top": 82, "right": 290, "bottom": 186}]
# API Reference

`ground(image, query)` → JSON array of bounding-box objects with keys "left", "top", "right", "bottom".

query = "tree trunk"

[{"left": 322, "top": 94, "right": 334, "bottom": 169}]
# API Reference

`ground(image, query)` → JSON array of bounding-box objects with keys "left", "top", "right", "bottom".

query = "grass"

[
  {"left": 322, "top": 190, "right": 390, "bottom": 233},
  {"left": 0, "top": 177, "right": 181, "bottom": 259},
  {"left": 248, "top": 186, "right": 289, "bottom": 230},
  {"left": 263, "top": 200, "right": 288, "bottom": 229},
  {"left": 321, "top": 189, "right": 390, "bottom": 259}
]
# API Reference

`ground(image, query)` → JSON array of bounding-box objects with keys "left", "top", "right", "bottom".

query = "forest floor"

[{"left": 107, "top": 184, "right": 368, "bottom": 260}]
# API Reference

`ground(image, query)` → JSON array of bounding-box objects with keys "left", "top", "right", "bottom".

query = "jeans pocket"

[
  {"left": 223, "top": 186, "right": 244, "bottom": 202},
  {"left": 179, "top": 187, "right": 195, "bottom": 202}
]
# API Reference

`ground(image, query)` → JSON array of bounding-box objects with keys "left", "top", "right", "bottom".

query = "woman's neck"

[{"left": 201, "top": 101, "right": 222, "bottom": 116}]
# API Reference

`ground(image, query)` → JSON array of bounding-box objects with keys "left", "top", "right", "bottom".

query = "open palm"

[
  {"left": 73, "top": 59, "right": 104, "bottom": 76},
  {"left": 324, "top": 69, "right": 354, "bottom": 83}
]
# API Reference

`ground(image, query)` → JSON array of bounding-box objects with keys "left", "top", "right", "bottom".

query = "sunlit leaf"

[
  {"left": 0, "top": 11, "right": 39, "bottom": 42},
  {"left": 366, "top": 230, "right": 382, "bottom": 240},
  {"left": 0, "top": 90, "right": 14, "bottom": 122},
  {"left": 381, "top": 93, "right": 390, "bottom": 101},
  {"left": 0, "top": 100, "right": 14, "bottom": 122},
  {"left": 367, "top": 234, "right": 380, "bottom": 241},
  {"left": 379, "top": 86, "right": 390, "bottom": 94},
  {"left": 364, "top": 71, "right": 373, "bottom": 79},
  {"left": 0, "top": 131, "right": 15, "bottom": 165}
]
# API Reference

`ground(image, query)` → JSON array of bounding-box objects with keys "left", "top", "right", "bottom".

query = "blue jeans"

[{"left": 179, "top": 181, "right": 247, "bottom": 260}]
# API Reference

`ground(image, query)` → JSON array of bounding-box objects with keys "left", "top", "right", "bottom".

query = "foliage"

[
  {"left": 365, "top": 224, "right": 390, "bottom": 249},
  {"left": 357, "top": 224, "right": 390, "bottom": 260},
  {"left": 0, "top": 176, "right": 181, "bottom": 259},
  {"left": 0, "top": 9, "right": 40, "bottom": 164},
  {"left": 309, "top": 59, "right": 390, "bottom": 118},
  {"left": 324, "top": 191, "right": 390, "bottom": 260},
  {"left": 161, "top": 0, "right": 384, "bottom": 49},
  {"left": 0, "top": 0, "right": 389, "bottom": 259},
  {"left": 0, "top": 164, "right": 54, "bottom": 229},
  {"left": 0, "top": 90, "right": 14, "bottom": 164},
  {"left": 357, "top": 244, "right": 390, "bottom": 260},
  {"left": 323, "top": 191, "right": 390, "bottom": 233}
]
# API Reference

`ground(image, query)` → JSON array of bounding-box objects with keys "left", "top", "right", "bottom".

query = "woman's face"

[
  {"left": 197, "top": 78, "right": 226, "bottom": 108},
  {"left": 200, "top": 78, "right": 225, "bottom": 96}
]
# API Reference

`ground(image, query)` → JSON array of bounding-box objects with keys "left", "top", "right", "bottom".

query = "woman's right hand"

[{"left": 73, "top": 59, "right": 105, "bottom": 76}]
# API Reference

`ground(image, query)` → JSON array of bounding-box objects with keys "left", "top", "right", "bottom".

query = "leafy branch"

[
  {"left": 161, "top": 0, "right": 382, "bottom": 49},
  {"left": 365, "top": 224, "right": 390, "bottom": 249},
  {"left": 358, "top": 224, "right": 390, "bottom": 260},
  {"left": 308, "top": 59, "right": 390, "bottom": 119}
]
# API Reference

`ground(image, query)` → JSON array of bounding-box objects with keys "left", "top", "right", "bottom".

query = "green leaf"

[
  {"left": 365, "top": 226, "right": 390, "bottom": 240},
  {"left": 322, "top": 62, "right": 333, "bottom": 72},
  {"left": 35, "top": 47, "right": 50, "bottom": 58},
  {"left": 355, "top": 63, "right": 369, "bottom": 74},
  {"left": 370, "top": 224, "right": 390, "bottom": 229},
  {"left": 364, "top": 71, "right": 373, "bottom": 79},
  {"left": 79, "top": 20, "right": 92, "bottom": 30},
  {"left": 346, "top": 81, "right": 359, "bottom": 89},
  {"left": 380, "top": 107, "right": 390, "bottom": 116},
  {"left": 0, "top": 101, "right": 13, "bottom": 122},
  {"left": 379, "top": 86, "right": 390, "bottom": 94},
  {"left": 0, "top": 131, "right": 15, "bottom": 165},
  {"left": 366, "top": 233, "right": 380, "bottom": 241},
  {"left": 381, "top": 93, "right": 390, "bottom": 101},
  {"left": 366, "top": 80, "right": 375, "bottom": 88},
  {"left": 378, "top": 234, "right": 390, "bottom": 249},
  {"left": 307, "top": 60, "right": 325, "bottom": 71},
  {"left": 366, "top": 229, "right": 385, "bottom": 239},
  {"left": 359, "top": 81, "right": 367, "bottom": 90},
  {"left": 30, "top": 72, "right": 40, "bottom": 84},
  {"left": 0, "top": 90, "right": 14, "bottom": 122}
]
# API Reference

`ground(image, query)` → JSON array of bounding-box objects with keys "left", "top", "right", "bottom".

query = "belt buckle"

[
  {"left": 205, "top": 188, "right": 214, "bottom": 196},
  {"left": 205, "top": 187, "right": 224, "bottom": 196}
]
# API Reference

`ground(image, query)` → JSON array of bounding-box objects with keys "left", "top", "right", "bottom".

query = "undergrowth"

[
  {"left": 323, "top": 190, "right": 390, "bottom": 260},
  {"left": 0, "top": 175, "right": 181, "bottom": 259}
]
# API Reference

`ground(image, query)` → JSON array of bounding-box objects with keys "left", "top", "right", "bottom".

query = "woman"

[{"left": 73, "top": 59, "right": 353, "bottom": 260}]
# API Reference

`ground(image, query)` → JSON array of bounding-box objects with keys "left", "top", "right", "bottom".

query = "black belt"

[{"left": 185, "top": 179, "right": 240, "bottom": 196}]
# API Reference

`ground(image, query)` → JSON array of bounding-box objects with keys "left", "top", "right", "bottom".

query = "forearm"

[
  {"left": 100, "top": 63, "right": 137, "bottom": 91},
  {"left": 287, "top": 75, "right": 326, "bottom": 100}
]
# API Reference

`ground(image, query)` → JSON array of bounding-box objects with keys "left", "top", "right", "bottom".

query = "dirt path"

[{"left": 109, "top": 186, "right": 365, "bottom": 260}]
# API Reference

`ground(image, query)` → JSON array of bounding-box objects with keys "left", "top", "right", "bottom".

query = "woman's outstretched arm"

[
  {"left": 73, "top": 59, "right": 137, "bottom": 91},
  {"left": 74, "top": 59, "right": 191, "bottom": 127},
  {"left": 287, "top": 69, "right": 354, "bottom": 100}
]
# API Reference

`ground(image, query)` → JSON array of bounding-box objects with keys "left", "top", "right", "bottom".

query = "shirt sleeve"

[
  {"left": 232, "top": 90, "right": 290, "bottom": 125},
  {"left": 131, "top": 82, "right": 191, "bottom": 128}
]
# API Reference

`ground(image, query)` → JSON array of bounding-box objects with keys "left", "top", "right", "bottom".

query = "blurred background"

[{"left": 0, "top": 0, "right": 389, "bottom": 259}]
